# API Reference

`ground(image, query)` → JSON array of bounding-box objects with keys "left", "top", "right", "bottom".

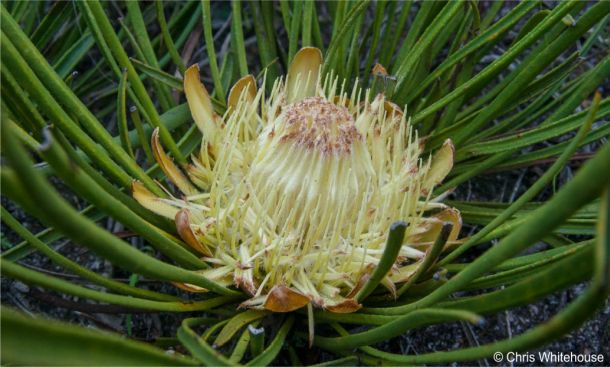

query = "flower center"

[
  {"left": 251, "top": 97, "right": 374, "bottom": 239},
  {"left": 280, "top": 97, "right": 361, "bottom": 154}
]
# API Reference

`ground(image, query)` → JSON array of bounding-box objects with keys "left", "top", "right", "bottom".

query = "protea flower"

[{"left": 133, "top": 47, "right": 460, "bottom": 313}]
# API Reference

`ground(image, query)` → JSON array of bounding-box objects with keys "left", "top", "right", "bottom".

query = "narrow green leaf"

[
  {"left": 1, "top": 32, "right": 156, "bottom": 193},
  {"left": 246, "top": 317, "right": 294, "bottom": 366},
  {"left": 357, "top": 216, "right": 607, "bottom": 364},
  {"left": 411, "top": 1, "right": 580, "bottom": 124},
  {"left": 397, "top": 223, "right": 452, "bottom": 296},
  {"left": 362, "top": 0, "right": 386, "bottom": 86},
  {"left": 457, "top": 97, "right": 609, "bottom": 158},
  {"left": 117, "top": 70, "right": 135, "bottom": 158},
  {"left": 214, "top": 310, "right": 267, "bottom": 347},
  {"left": 251, "top": 0, "right": 281, "bottom": 88},
  {"left": 126, "top": 0, "right": 173, "bottom": 110},
  {"left": 442, "top": 243, "right": 592, "bottom": 315},
  {"left": 1, "top": 259, "right": 239, "bottom": 312},
  {"left": 1, "top": 207, "right": 177, "bottom": 302},
  {"left": 1, "top": 307, "right": 197, "bottom": 366},
  {"left": 302, "top": 0, "right": 314, "bottom": 47},
  {"left": 131, "top": 57, "right": 183, "bottom": 91},
  {"left": 248, "top": 324, "right": 265, "bottom": 358},
  {"left": 288, "top": 0, "right": 303, "bottom": 63},
  {"left": 229, "top": 324, "right": 255, "bottom": 363},
  {"left": 323, "top": 0, "right": 370, "bottom": 76},
  {"left": 52, "top": 32, "right": 95, "bottom": 79},
  {"left": 1, "top": 120, "right": 240, "bottom": 295},
  {"left": 384, "top": 125, "right": 610, "bottom": 315},
  {"left": 30, "top": 1, "right": 71, "bottom": 49},
  {"left": 394, "top": 1, "right": 464, "bottom": 100},
  {"left": 231, "top": 0, "right": 249, "bottom": 76},
  {"left": 356, "top": 221, "right": 407, "bottom": 302},
  {"left": 313, "top": 309, "right": 481, "bottom": 350},
  {"left": 378, "top": 0, "right": 411, "bottom": 67},
  {"left": 390, "top": 0, "right": 438, "bottom": 73},
  {"left": 84, "top": 0, "right": 186, "bottom": 163},
  {"left": 156, "top": 0, "right": 187, "bottom": 74},
  {"left": 178, "top": 318, "right": 233, "bottom": 366},
  {"left": 201, "top": 0, "right": 227, "bottom": 103}
]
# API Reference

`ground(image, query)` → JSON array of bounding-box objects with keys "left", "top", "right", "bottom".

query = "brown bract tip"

[
  {"left": 325, "top": 299, "right": 362, "bottom": 313},
  {"left": 175, "top": 209, "right": 212, "bottom": 256},
  {"left": 372, "top": 63, "right": 388, "bottom": 76},
  {"left": 263, "top": 285, "right": 310, "bottom": 312}
]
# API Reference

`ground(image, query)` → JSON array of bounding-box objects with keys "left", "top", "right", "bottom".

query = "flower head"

[{"left": 133, "top": 47, "right": 460, "bottom": 313}]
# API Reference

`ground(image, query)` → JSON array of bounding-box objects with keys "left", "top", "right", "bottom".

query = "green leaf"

[
  {"left": 52, "top": 32, "right": 95, "bottom": 79},
  {"left": 356, "top": 221, "right": 407, "bottom": 302},
  {"left": 215, "top": 310, "right": 268, "bottom": 347},
  {"left": 246, "top": 316, "right": 294, "bottom": 366},
  {"left": 1, "top": 307, "right": 197, "bottom": 366},
  {"left": 131, "top": 57, "right": 183, "bottom": 90},
  {"left": 201, "top": 0, "right": 227, "bottom": 103},
  {"left": 178, "top": 318, "right": 233, "bottom": 366}
]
